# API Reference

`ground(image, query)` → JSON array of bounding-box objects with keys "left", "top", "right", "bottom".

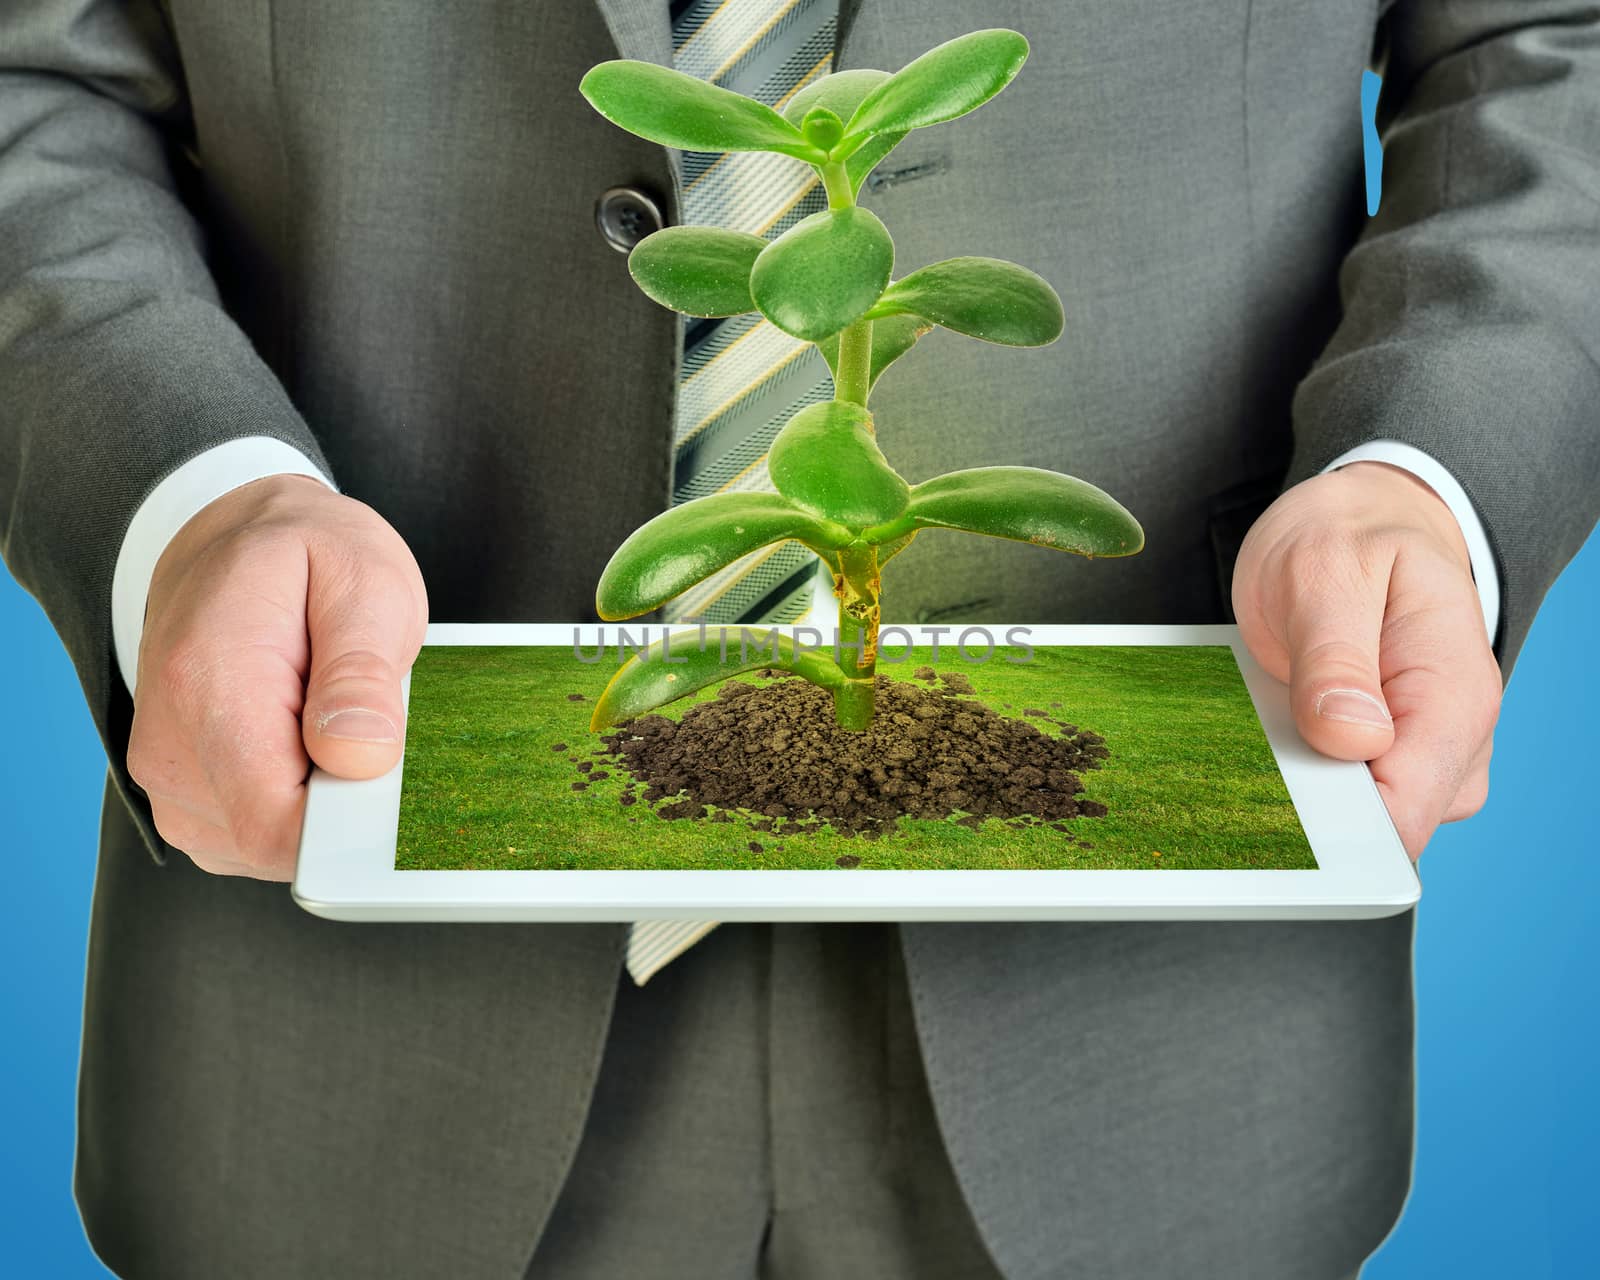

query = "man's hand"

[
  {"left": 126, "top": 474, "right": 428, "bottom": 880},
  {"left": 1232, "top": 461, "right": 1502, "bottom": 859}
]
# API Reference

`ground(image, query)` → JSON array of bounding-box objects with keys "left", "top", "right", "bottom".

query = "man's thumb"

[
  {"left": 302, "top": 601, "right": 416, "bottom": 780},
  {"left": 1286, "top": 588, "right": 1395, "bottom": 761}
]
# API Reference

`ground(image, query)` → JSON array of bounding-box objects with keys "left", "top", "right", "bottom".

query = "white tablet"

[{"left": 292, "top": 622, "right": 1418, "bottom": 922}]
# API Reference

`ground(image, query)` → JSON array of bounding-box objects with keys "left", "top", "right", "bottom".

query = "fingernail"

[
  {"left": 316, "top": 708, "right": 398, "bottom": 743},
  {"left": 1315, "top": 688, "right": 1392, "bottom": 729}
]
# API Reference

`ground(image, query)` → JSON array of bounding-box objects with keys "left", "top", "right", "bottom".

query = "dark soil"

[{"left": 588, "top": 670, "right": 1112, "bottom": 838}]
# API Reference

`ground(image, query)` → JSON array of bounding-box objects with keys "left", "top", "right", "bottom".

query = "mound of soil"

[{"left": 592, "top": 670, "right": 1111, "bottom": 837}]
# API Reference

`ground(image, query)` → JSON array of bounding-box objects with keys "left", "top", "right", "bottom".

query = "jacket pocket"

[{"left": 1207, "top": 470, "right": 1285, "bottom": 621}]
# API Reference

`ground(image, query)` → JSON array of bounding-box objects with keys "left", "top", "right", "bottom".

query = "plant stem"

[
  {"left": 820, "top": 160, "right": 855, "bottom": 210},
  {"left": 819, "top": 158, "right": 874, "bottom": 408},
  {"left": 832, "top": 675, "right": 875, "bottom": 731},
  {"left": 819, "top": 156, "right": 877, "bottom": 729},
  {"left": 831, "top": 543, "right": 880, "bottom": 731},
  {"left": 833, "top": 317, "right": 873, "bottom": 407}
]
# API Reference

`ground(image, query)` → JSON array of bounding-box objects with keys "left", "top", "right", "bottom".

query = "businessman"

[{"left": 1, "top": 0, "right": 1596, "bottom": 1276}]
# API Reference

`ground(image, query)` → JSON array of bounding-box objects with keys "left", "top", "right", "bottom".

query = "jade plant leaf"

[
  {"left": 816, "top": 312, "right": 934, "bottom": 393},
  {"left": 782, "top": 69, "right": 907, "bottom": 195},
  {"left": 591, "top": 629, "right": 848, "bottom": 730},
  {"left": 865, "top": 466, "right": 1144, "bottom": 556},
  {"left": 628, "top": 226, "right": 766, "bottom": 317},
  {"left": 875, "top": 528, "right": 919, "bottom": 565},
  {"left": 842, "top": 30, "right": 1029, "bottom": 139},
  {"left": 782, "top": 68, "right": 890, "bottom": 130},
  {"left": 842, "top": 131, "right": 909, "bottom": 196},
  {"left": 749, "top": 207, "right": 894, "bottom": 342},
  {"left": 580, "top": 61, "right": 823, "bottom": 160},
  {"left": 768, "top": 401, "right": 910, "bottom": 529},
  {"left": 867, "top": 257, "right": 1063, "bottom": 346},
  {"left": 596, "top": 492, "right": 850, "bottom": 621},
  {"left": 800, "top": 106, "right": 845, "bottom": 152}
]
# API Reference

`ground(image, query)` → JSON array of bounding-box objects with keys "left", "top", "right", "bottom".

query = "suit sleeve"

[
  {"left": 0, "top": 0, "right": 335, "bottom": 862},
  {"left": 1282, "top": 0, "right": 1600, "bottom": 680}
]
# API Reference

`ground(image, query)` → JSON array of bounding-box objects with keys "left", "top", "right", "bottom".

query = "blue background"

[{"left": 2, "top": 540, "right": 1595, "bottom": 1275}]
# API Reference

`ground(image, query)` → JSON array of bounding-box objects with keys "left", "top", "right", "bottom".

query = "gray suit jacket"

[{"left": 2, "top": 1, "right": 1596, "bottom": 1276}]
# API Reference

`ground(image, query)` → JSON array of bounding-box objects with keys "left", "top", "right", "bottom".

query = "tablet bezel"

[{"left": 292, "top": 623, "right": 1419, "bottom": 922}]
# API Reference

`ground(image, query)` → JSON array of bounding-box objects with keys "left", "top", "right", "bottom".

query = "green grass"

[{"left": 395, "top": 642, "right": 1316, "bottom": 871}]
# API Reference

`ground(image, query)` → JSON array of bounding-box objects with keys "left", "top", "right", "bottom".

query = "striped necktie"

[{"left": 625, "top": 0, "right": 841, "bottom": 986}]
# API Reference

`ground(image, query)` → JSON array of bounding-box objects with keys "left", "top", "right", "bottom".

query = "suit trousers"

[{"left": 524, "top": 923, "right": 1004, "bottom": 1278}]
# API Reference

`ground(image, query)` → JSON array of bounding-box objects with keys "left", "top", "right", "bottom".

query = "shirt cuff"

[
  {"left": 1319, "top": 440, "right": 1501, "bottom": 650},
  {"left": 110, "top": 438, "right": 338, "bottom": 696}
]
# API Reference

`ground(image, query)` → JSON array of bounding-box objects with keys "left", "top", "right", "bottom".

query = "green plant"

[{"left": 580, "top": 29, "right": 1143, "bottom": 733}]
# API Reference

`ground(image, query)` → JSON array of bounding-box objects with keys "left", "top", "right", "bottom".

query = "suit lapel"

[
  {"left": 591, "top": 0, "right": 673, "bottom": 66},
  {"left": 590, "top": 0, "right": 679, "bottom": 189}
]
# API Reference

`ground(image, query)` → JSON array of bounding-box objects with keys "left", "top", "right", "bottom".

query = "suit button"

[{"left": 595, "top": 185, "right": 664, "bottom": 252}]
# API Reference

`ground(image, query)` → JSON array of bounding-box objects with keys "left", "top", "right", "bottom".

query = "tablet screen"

[{"left": 394, "top": 639, "right": 1317, "bottom": 872}]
